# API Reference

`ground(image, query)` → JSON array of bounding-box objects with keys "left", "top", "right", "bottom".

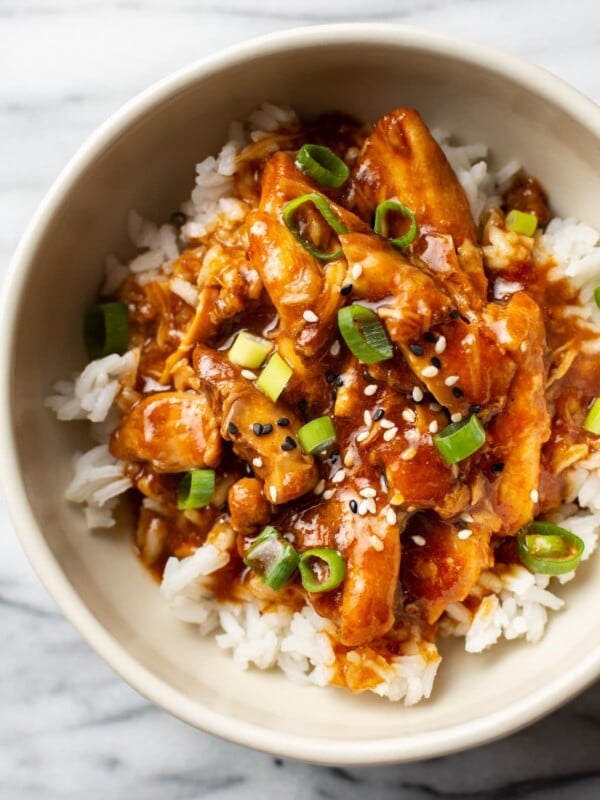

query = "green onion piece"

[
  {"left": 584, "top": 398, "right": 600, "bottom": 434},
  {"left": 243, "top": 526, "right": 300, "bottom": 591},
  {"left": 229, "top": 331, "right": 273, "bottom": 369},
  {"left": 594, "top": 286, "right": 600, "bottom": 309},
  {"left": 505, "top": 209, "right": 538, "bottom": 237},
  {"left": 84, "top": 302, "right": 129, "bottom": 360},
  {"left": 374, "top": 199, "right": 418, "bottom": 248},
  {"left": 255, "top": 352, "right": 293, "bottom": 402},
  {"left": 295, "top": 144, "right": 350, "bottom": 188},
  {"left": 299, "top": 547, "right": 346, "bottom": 593},
  {"left": 282, "top": 193, "right": 347, "bottom": 261},
  {"left": 297, "top": 416, "right": 337, "bottom": 454},
  {"left": 433, "top": 414, "right": 486, "bottom": 465},
  {"left": 517, "top": 521, "right": 584, "bottom": 575},
  {"left": 337, "top": 304, "right": 393, "bottom": 364},
  {"left": 177, "top": 469, "right": 215, "bottom": 510}
]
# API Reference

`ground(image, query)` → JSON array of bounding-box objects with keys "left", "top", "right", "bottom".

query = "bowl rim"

[{"left": 2, "top": 22, "right": 600, "bottom": 765}]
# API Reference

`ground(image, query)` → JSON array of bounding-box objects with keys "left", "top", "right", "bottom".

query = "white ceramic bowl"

[{"left": 3, "top": 24, "right": 600, "bottom": 765}]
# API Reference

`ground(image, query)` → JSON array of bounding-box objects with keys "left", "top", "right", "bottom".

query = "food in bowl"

[{"left": 46, "top": 102, "right": 600, "bottom": 704}]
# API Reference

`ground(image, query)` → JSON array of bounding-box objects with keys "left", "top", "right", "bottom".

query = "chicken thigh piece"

[{"left": 193, "top": 344, "right": 318, "bottom": 504}]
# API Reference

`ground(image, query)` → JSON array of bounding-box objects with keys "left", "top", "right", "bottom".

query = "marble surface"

[{"left": 2, "top": 1, "right": 600, "bottom": 797}]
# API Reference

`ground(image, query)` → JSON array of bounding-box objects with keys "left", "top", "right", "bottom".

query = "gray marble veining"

[{"left": 2, "top": 1, "right": 600, "bottom": 797}]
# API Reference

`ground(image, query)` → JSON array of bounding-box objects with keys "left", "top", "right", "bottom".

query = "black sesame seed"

[
  {"left": 326, "top": 373, "right": 336, "bottom": 384},
  {"left": 423, "top": 331, "right": 436, "bottom": 343},
  {"left": 431, "top": 356, "right": 442, "bottom": 369},
  {"left": 373, "top": 407, "right": 385, "bottom": 421},
  {"left": 335, "top": 376, "right": 344, "bottom": 387},
  {"left": 329, "top": 449, "right": 340, "bottom": 463},
  {"left": 450, "top": 309, "right": 460, "bottom": 320},
  {"left": 362, "top": 370, "right": 374, "bottom": 383},
  {"left": 409, "top": 343, "right": 425, "bottom": 356},
  {"left": 277, "top": 417, "right": 290, "bottom": 427},
  {"left": 452, "top": 386, "right": 464, "bottom": 399},
  {"left": 469, "top": 404, "right": 481, "bottom": 414},
  {"left": 262, "top": 423, "right": 273, "bottom": 435},
  {"left": 281, "top": 436, "right": 297, "bottom": 451},
  {"left": 349, "top": 499, "right": 358, "bottom": 513},
  {"left": 252, "top": 422, "right": 263, "bottom": 436},
  {"left": 491, "top": 462, "right": 505, "bottom": 474},
  {"left": 340, "top": 284, "right": 353, "bottom": 296},
  {"left": 227, "top": 421, "right": 238, "bottom": 435}
]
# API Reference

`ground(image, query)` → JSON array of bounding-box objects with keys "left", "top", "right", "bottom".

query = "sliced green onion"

[
  {"left": 517, "top": 521, "right": 584, "bottom": 575},
  {"left": 374, "top": 199, "right": 418, "bottom": 248},
  {"left": 282, "top": 193, "right": 347, "bottom": 261},
  {"left": 299, "top": 547, "right": 346, "bottom": 593},
  {"left": 584, "top": 398, "right": 600, "bottom": 434},
  {"left": 177, "top": 469, "right": 215, "bottom": 510},
  {"left": 255, "top": 352, "right": 293, "bottom": 402},
  {"left": 229, "top": 331, "right": 273, "bottom": 369},
  {"left": 505, "top": 209, "right": 538, "bottom": 237},
  {"left": 243, "top": 526, "right": 300, "bottom": 591},
  {"left": 295, "top": 144, "right": 350, "bottom": 188},
  {"left": 337, "top": 304, "right": 393, "bottom": 364},
  {"left": 297, "top": 416, "right": 337, "bottom": 454},
  {"left": 84, "top": 302, "right": 129, "bottom": 360},
  {"left": 594, "top": 286, "right": 600, "bottom": 309},
  {"left": 433, "top": 414, "right": 486, "bottom": 465}
]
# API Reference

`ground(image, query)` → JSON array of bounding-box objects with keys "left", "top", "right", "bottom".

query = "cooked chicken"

[
  {"left": 110, "top": 391, "right": 222, "bottom": 472},
  {"left": 228, "top": 478, "right": 271, "bottom": 535},
  {"left": 193, "top": 344, "right": 319, "bottom": 504}
]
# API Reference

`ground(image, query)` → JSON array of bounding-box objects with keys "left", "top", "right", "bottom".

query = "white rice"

[{"left": 46, "top": 105, "right": 600, "bottom": 702}]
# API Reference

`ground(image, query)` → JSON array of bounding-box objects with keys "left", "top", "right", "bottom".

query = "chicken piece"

[
  {"left": 351, "top": 107, "right": 478, "bottom": 246},
  {"left": 110, "top": 391, "right": 222, "bottom": 473},
  {"left": 485, "top": 292, "right": 551, "bottom": 534},
  {"left": 401, "top": 512, "right": 492, "bottom": 623},
  {"left": 340, "top": 231, "right": 516, "bottom": 416},
  {"left": 193, "top": 344, "right": 318, "bottom": 504},
  {"left": 247, "top": 152, "right": 370, "bottom": 356},
  {"left": 279, "top": 492, "right": 401, "bottom": 647},
  {"left": 228, "top": 478, "right": 271, "bottom": 535}
]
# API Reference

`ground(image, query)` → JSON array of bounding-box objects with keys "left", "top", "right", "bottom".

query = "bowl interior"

[{"left": 6, "top": 28, "right": 600, "bottom": 763}]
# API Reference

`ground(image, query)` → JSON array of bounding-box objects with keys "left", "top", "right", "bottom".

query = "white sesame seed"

[
  {"left": 314, "top": 479, "right": 325, "bottom": 495},
  {"left": 520, "top": 341, "right": 528, "bottom": 353},
  {"left": 444, "top": 375, "right": 459, "bottom": 387},
  {"left": 369, "top": 535, "right": 384, "bottom": 552},
  {"left": 359, "top": 487, "right": 377, "bottom": 498},
  {"left": 329, "top": 339, "right": 341, "bottom": 357},
  {"left": 412, "top": 535, "right": 426, "bottom": 546},
  {"left": 323, "top": 489, "right": 334, "bottom": 500},
  {"left": 241, "top": 369, "right": 256, "bottom": 380},
  {"left": 412, "top": 386, "right": 424, "bottom": 403},
  {"left": 303, "top": 309, "right": 319, "bottom": 323},
  {"left": 451, "top": 464, "right": 459, "bottom": 479},
  {"left": 451, "top": 413, "right": 463, "bottom": 423},
  {"left": 429, "top": 420, "right": 439, "bottom": 434},
  {"left": 402, "top": 408, "right": 416, "bottom": 423},
  {"left": 383, "top": 426, "right": 399, "bottom": 442},
  {"left": 457, "top": 528, "right": 473, "bottom": 540},
  {"left": 386, "top": 508, "right": 397, "bottom": 526},
  {"left": 351, "top": 264, "right": 363, "bottom": 280},
  {"left": 343, "top": 451, "right": 354, "bottom": 468},
  {"left": 530, "top": 489, "right": 539, "bottom": 503},
  {"left": 270, "top": 486, "right": 278, "bottom": 502},
  {"left": 366, "top": 498, "right": 377, "bottom": 514},
  {"left": 252, "top": 457, "right": 263, "bottom": 468},
  {"left": 355, "top": 430, "right": 369, "bottom": 443},
  {"left": 434, "top": 336, "right": 447, "bottom": 354},
  {"left": 363, "top": 410, "right": 372, "bottom": 428},
  {"left": 401, "top": 447, "right": 417, "bottom": 461},
  {"left": 380, "top": 419, "right": 395, "bottom": 429},
  {"left": 357, "top": 500, "right": 369, "bottom": 516},
  {"left": 421, "top": 365, "right": 439, "bottom": 378},
  {"left": 364, "top": 384, "right": 378, "bottom": 396},
  {"left": 331, "top": 469, "right": 346, "bottom": 484},
  {"left": 462, "top": 333, "right": 475, "bottom": 346},
  {"left": 429, "top": 402, "right": 442, "bottom": 412}
]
